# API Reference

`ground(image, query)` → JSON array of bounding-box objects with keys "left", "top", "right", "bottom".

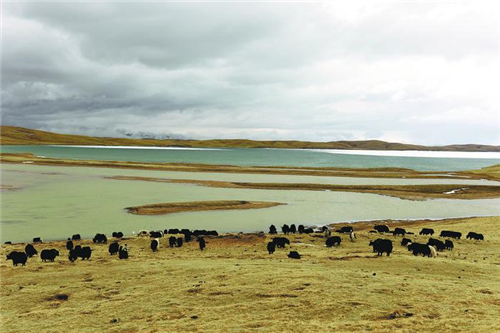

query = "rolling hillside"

[{"left": 1, "top": 126, "right": 499, "bottom": 152}]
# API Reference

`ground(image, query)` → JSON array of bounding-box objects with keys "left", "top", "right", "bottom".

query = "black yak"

[
  {"left": 419, "top": 228, "right": 434, "bottom": 236},
  {"left": 69, "top": 249, "right": 78, "bottom": 262},
  {"left": 181, "top": 229, "right": 192, "bottom": 242},
  {"left": 267, "top": 241, "right": 276, "bottom": 254},
  {"left": 374, "top": 225, "right": 390, "bottom": 233},
  {"left": 338, "top": 226, "right": 353, "bottom": 234},
  {"left": 41, "top": 249, "right": 59, "bottom": 262},
  {"left": 25, "top": 244, "right": 38, "bottom": 258},
  {"left": 408, "top": 243, "right": 431, "bottom": 257},
  {"left": 112, "top": 232, "right": 124, "bottom": 238},
  {"left": 393, "top": 228, "right": 406, "bottom": 236},
  {"left": 151, "top": 239, "right": 159, "bottom": 252},
  {"left": 109, "top": 242, "right": 120, "bottom": 255},
  {"left": 401, "top": 238, "right": 412, "bottom": 246},
  {"left": 198, "top": 237, "right": 206, "bottom": 251},
  {"left": 78, "top": 246, "right": 92, "bottom": 260},
  {"left": 325, "top": 236, "right": 342, "bottom": 247},
  {"left": 6, "top": 251, "right": 27, "bottom": 266},
  {"left": 440, "top": 230, "right": 462, "bottom": 239},
  {"left": 288, "top": 251, "right": 301, "bottom": 259},
  {"left": 150, "top": 231, "right": 163, "bottom": 238},
  {"left": 69, "top": 246, "right": 92, "bottom": 261},
  {"left": 93, "top": 233, "right": 108, "bottom": 244},
  {"left": 466, "top": 232, "right": 484, "bottom": 240},
  {"left": 428, "top": 238, "right": 445, "bottom": 251},
  {"left": 369, "top": 239, "right": 392, "bottom": 256},
  {"left": 273, "top": 237, "right": 290, "bottom": 248},
  {"left": 119, "top": 246, "right": 129, "bottom": 259}
]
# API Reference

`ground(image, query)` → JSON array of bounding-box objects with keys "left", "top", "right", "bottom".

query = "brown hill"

[{"left": 1, "top": 126, "right": 499, "bottom": 152}]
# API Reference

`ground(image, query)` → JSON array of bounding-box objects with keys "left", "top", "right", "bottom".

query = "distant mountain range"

[{"left": 1, "top": 126, "right": 499, "bottom": 152}]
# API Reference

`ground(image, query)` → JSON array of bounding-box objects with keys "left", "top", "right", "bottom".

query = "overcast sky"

[{"left": 2, "top": 2, "right": 499, "bottom": 145}]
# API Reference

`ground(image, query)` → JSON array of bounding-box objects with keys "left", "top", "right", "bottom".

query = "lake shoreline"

[
  {"left": 3, "top": 215, "right": 498, "bottom": 245},
  {"left": 3, "top": 152, "right": 499, "bottom": 180},
  {"left": 108, "top": 175, "right": 500, "bottom": 200},
  {"left": 33, "top": 145, "right": 500, "bottom": 159}
]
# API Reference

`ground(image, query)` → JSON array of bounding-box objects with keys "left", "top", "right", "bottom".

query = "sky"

[{"left": 2, "top": 1, "right": 499, "bottom": 145}]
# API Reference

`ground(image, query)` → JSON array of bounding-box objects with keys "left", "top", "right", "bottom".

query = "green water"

[
  {"left": 2, "top": 164, "right": 500, "bottom": 243},
  {"left": 2, "top": 145, "right": 500, "bottom": 171}
]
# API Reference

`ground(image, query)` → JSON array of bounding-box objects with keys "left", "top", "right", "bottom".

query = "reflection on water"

[{"left": 2, "top": 164, "right": 500, "bottom": 243}]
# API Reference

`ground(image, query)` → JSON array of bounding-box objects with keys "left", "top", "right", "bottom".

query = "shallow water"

[
  {"left": 2, "top": 164, "right": 500, "bottom": 243},
  {"left": 3, "top": 164, "right": 500, "bottom": 187},
  {"left": 2, "top": 145, "right": 500, "bottom": 171}
]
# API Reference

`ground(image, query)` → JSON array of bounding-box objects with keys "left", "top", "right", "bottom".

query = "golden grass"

[
  {"left": 2, "top": 153, "right": 497, "bottom": 181},
  {"left": 2, "top": 216, "right": 500, "bottom": 332},
  {"left": 108, "top": 175, "right": 500, "bottom": 201},
  {"left": 125, "top": 200, "right": 284, "bottom": 215},
  {"left": 0, "top": 185, "right": 18, "bottom": 191},
  {"left": 469, "top": 164, "right": 500, "bottom": 181},
  {"left": 3, "top": 125, "right": 500, "bottom": 152}
]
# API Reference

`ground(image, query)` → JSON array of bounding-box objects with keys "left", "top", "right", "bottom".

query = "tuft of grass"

[{"left": 2, "top": 216, "right": 500, "bottom": 332}]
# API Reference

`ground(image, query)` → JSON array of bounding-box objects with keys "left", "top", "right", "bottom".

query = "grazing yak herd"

[{"left": 4, "top": 223, "right": 486, "bottom": 266}]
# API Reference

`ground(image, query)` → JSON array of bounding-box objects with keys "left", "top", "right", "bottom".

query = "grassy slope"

[
  {"left": 470, "top": 164, "right": 500, "bottom": 181},
  {"left": 2, "top": 216, "right": 500, "bottom": 332},
  {"left": 2, "top": 125, "right": 500, "bottom": 151}
]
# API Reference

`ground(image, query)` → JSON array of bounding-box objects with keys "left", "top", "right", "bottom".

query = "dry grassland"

[{"left": 2, "top": 216, "right": 500, "bottom": 332}]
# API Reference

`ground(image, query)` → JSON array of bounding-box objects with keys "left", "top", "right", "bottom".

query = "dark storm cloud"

[{"left": 2, "top": 2, "right": 498, "bottom": 144}]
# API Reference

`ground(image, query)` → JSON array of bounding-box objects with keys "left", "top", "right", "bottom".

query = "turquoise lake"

[{"left": 2, "top": 145, "right": 500, "bottom": 171}]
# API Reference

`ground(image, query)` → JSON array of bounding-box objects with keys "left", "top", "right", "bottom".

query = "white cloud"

[{"left": 1, "top": 2, "right": 498, "bottom": 145}]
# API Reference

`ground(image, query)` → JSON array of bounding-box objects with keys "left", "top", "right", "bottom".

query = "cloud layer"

[{"left": 2, "top": 2, "right": 499, "bottom": 144}]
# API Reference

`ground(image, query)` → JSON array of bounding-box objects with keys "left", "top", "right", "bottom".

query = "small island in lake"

[{"left": 125, "top": 200, "right": 285, "bottom": 215}]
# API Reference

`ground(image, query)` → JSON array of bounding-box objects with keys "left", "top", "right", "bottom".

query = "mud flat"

[
  {"left": 109, "top": 175, "right": 500, "bottom": 200},
  {"left": 125, "top": 200, "right": 284, "bottom": 215}
]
